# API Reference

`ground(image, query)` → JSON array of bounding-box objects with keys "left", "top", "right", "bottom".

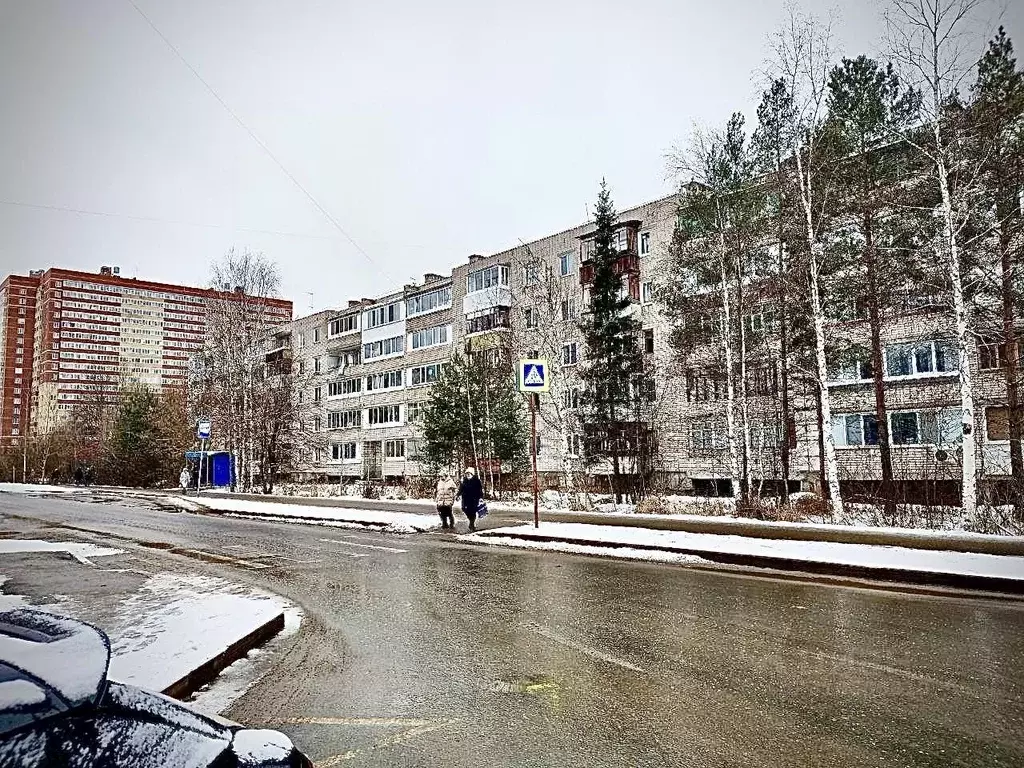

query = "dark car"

[{"left": 0, "top": 608, "right": 311, "bottom": 768}]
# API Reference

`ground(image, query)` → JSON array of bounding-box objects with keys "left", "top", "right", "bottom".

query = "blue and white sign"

[
  {"left": 517, "top": 359, "right": 550, "bottom": 393},
  {"left": 196, "top": 419, "right": 212, "bottom": 441}
]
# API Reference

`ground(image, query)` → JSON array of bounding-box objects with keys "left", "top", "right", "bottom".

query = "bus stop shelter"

[{"left": 184, "top": 451, "right": 234, "bottom": 489}]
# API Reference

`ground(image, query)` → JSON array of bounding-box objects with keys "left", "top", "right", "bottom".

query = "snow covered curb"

[
  {"left": 0, "top": 482, "right": 88, "bottom": 495},
  {"left": 474, "top": 523, "right": 1024, "bottom": 592},
  {"left": 182, "top": 496, "right": 442, "bottom": 533}
]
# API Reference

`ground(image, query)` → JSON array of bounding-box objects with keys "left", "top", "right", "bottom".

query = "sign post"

[
  {"left": 195, "top": 418, "right": 212, "bottom": 493},
  {"left": 517, "top": 359, "right": 550, "bottom": 529}
]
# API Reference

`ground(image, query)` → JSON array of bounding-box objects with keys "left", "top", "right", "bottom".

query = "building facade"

[
  {"left": 277, "top": 191, "right": 1016, "bottom": 500},
  {"left": 0, "top": 266, "right": 292, "bottom": 438},
  {"left": 0, "top": 273, "right": 42, "bottom": 446}
]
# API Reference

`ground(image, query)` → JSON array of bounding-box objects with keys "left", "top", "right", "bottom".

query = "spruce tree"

[{"left": 578, "top": 180, "right": 645, "bottom": 502}]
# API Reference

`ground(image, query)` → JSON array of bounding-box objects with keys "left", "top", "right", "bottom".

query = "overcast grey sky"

[{"left": 1, "top": 1, "right": 1020, "bottom": 311}]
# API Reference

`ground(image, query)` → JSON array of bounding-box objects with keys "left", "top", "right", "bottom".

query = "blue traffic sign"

[{"left": 518, "top": 359, "right": 550, "bottom": 393}]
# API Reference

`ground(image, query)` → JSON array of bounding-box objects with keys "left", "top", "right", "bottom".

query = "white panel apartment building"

[{"left": 281, "top": 193, "right": 1015, "bottom": 499}]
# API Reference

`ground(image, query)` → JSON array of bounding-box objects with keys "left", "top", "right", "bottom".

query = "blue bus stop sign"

[{"left": 196, "top": 419, "right": 212, "bottom": 441}]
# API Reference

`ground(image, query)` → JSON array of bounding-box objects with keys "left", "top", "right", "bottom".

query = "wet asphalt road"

[{"left": 2, "top": 492, "right": 1023, "bottom": 767}]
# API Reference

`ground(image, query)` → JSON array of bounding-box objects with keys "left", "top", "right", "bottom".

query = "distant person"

[
  {"left": 179, "top": 467, "right": 192, "bottom": 492},
  {"left": 455, "top": 467, "right": 483, "bottom": 533},
  {"left": 434, "top": 474, "right": 457, "bottom": 530},
  {"left": 73, "top": 467, "right": 83, "bottom": 487}
]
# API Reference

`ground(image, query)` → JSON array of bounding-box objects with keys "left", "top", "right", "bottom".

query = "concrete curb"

[
  {"left": 474, "top": 530, "right": 1024, "bottom": 595},
  {"left": 161, "top": 612, "right": 285, "bottom": 700}
]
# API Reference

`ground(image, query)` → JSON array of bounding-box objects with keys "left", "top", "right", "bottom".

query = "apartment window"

[
  {"left": 297, "top": 391, "right": 304, "bottom": 404},
  {"left": 314, "top": 357, "right": 321, "bottom": 374},
  {"left": 691, "top": 419, "right": 726, "bottom": 452},
  {"left": 329, "top": 378, "right": 362, "bottom": 396},
  {"left": 467, "top": 307, "right": 510, "bottom": 335},
  {"left": 562, "top": 387, "right": 580, "bottom": 409},
  {"left": 746, "top": 364, "right": 777, "bottom": 396},
  {"left": 296, "top": 332, "right": 305, "bottom": 348},
  {"left": 640, "top": 231, "right": 651, "bottom": 256},
  {"left": 329, "top": 315, "right": 359, "bottom": 336},
  {"left": 313, "top": 416, "right": 321, "bottom": 432},
  {"left": 385, "top": 439, "right": 406, "bottom": 459},
  {"left": 885, "top": 340, "right": 958, "bottom": 378},
  {"left": 332, "top": 442, "right": 357, "bottom": 460},
  {"left": 567, "top": 434, "right": 582, "bottom": 457},
  {"left": 525, "top": 263, "right": 540, "bottom": 286},
  {"left": 978, "top": 339, "right": 1013, "bottom": 370},
  {"left": 313, "top": 386, "right": 322, "bottom": 403},
  {"left": 366, "top": 370, "right": 403, "bottom": 391},
  {"left": 831, "top": 357, "right": 874, "bottom": 383},
  {"left": 750, "top": 422, "right": 781, "bottom": 450},
  {"left": 743, "top": 310, "right": 774, "bottom": 336},
  {"left": 328, "top": 409, "right": 361, "bottom": 429},
  {"left": 633, "top": 377, "right": 656, "bottom": 403},
  {"left": 313, "top": 328, "right": 321, "bottom": 343},
  {"left": 562, "top": 342, "right": 578, "bottom": 366},
  {"left": 986, "top": 406, "right": 1010, "bottom": 441},
  {"left": 833, "top": 409, "right": 960, "bottom": 447},
  {"left": 560, "top": 299, "right": 576, "bottom": 321},
  {"left": 643, "top": 329, "right": 654, "bottom": 354},
  {"left": 367, "top": 405, "right": 402, "bottom": 425},
  {"left": 297, "top": 360, "right": 306, "bottom": 375},
  {"left": 410, "top": 325, "right": 449, "bottom": 350},
  {"left": 641, "top": 282, "right": 655, "bottom": 304},
  {"left": 363, "top": 335, "right": 404, "bottom": 360},
  {"left": 410, "top": 363, "right": 445, "bottom": 386},
  {"left": 524, "top": 307, "right": 538, "bottom": 329},
  {"left": 686, "top": 370, "right": 725, "bottom": 402},
  {"left": 407, "top": 286, "right": 452, "bottom": 317},
  {"left": 559, "top": 252, "right": 574, "bottom": 276},
  {"left": 365, "top": 302, "right": 402, "bottom": 329},
  {"left": 407, "top": 401, "right": 425, "bottom": 424},
  {"left": 467, "top": 264, "right": 510, "bottom": 293}
]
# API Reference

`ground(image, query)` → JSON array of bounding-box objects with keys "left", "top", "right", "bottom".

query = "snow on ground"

[
  {"left": 184, "top": 496, "right": 441, "bottom": 533},
  {"left": 458, "top": 534, "right": 711, "bottom": 565},
  {"left": 475, "top": 523, "right": 1024, "bottom": 581},
  {"left": 106, "top": 573, "right": 289, "bottom": 694},
  {"left": 0, "top": 483, "right": 87, "bottom": 495}
]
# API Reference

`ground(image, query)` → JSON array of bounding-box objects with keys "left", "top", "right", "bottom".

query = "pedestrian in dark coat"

[{"left": 455, "top": 467, "right": 483, "bottom": 533}]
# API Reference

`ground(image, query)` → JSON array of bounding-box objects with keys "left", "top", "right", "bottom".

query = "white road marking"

[
  {"left": 525, "top": 623, "right": 645, "bottom": 673},
  {"left": 318, "top": 537, "right": 408, "bottom": 554}
]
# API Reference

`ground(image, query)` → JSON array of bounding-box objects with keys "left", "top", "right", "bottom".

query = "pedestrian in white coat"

[{"left": 435, "top": 474, "right": 458, "bottom": 530}]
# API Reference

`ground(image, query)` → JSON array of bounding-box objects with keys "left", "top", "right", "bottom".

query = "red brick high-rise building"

[
  {"left": 0, "top": 266, "right": 292, "bottom": 441},
  {"left": 0, "top": 272, "right": 42, "bottom": 445}
]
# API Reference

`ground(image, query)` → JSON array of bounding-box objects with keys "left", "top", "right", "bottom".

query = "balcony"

[
  {"left": 579, "top": 253, "right": 640, "bottom": 286},
  {"left": 465, "top": 306, "right": 511, "bottom": 337}
]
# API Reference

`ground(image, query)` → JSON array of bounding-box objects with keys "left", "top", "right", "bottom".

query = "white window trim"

[
  {"left": 828, "top": 339, "right": 960, "bottom": 386},
  {"left": 832, "top": 408, "right": 962, "bottom": 448}
]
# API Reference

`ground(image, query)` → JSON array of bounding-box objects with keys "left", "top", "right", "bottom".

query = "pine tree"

[
  {"left": 107, "top": 385, "right": 163, "bottom": 487},
  {"left": 827, "top": 55, "right": 919, "bottom": 520},
  {"left": 973, "top": 28, "right": 1024, "bottom": 518},
  {"left": 578, "top": 180, "right": 646, "bottom": 502}
]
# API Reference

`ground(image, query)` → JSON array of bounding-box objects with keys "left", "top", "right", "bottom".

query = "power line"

[
  {"left": 125, "top": 0, "right": 394, "bottom": 280},
  {"left": 0, "top": 199, "right": 343, "bottom": 240}
]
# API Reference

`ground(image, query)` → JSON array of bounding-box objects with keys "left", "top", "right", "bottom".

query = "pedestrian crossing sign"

[{"left": 518, "top": 358, "right": 550, "bottom": 393}]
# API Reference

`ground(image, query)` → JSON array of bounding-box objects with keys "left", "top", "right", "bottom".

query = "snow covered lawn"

[
  {"left": 474, "top": 523, "right": 1024, "bottom": 583},
  {"left": 183, "top": 495, "right": 441, "bottom": 533}
]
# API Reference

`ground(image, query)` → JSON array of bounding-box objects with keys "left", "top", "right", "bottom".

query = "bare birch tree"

[
  {"left": 769, "top": 8, "right": 846, "bottom": 514},
  {"left": 885, "top": 0, "right": 991, "bottom": 517}
]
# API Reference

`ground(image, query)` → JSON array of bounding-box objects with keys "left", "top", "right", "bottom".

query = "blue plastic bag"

[{"left": 476, "top": 500, "right": 489, "bottom": 518}]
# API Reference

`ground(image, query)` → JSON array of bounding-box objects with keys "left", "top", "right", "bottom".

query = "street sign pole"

[
  {"left": 518, "top": 359, "right": 549, "bottom": 530},
  {"left": 530, "top": 394, "right": 539, "bottom": 529},
  {"left": 196, "top": 440, "right": 205, "bottom": 494},
  {"left": 195, "top": 419, "right": 212, "bottom": 494}
]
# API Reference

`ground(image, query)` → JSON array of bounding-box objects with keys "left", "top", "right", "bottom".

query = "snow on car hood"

[{"left": 0, "top": 609, "right": 110, "bottom": 708}]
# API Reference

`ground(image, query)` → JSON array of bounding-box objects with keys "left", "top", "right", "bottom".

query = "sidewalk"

[
  {"left": 469, "top": 523, "right": 1024, "bottom": 594},
  {"left": 167, "top": 488, "right": 1024, "bottom": 557}
]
